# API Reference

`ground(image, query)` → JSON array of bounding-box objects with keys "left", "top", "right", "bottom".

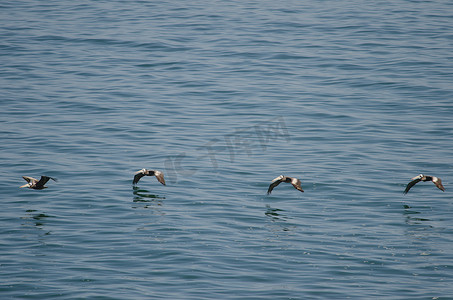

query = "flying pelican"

[
  {"left": 404, "top": 174, "right": 445, "bottom": 194},
  {"left": 20, "top": 176, "right": 57, "bottom": 190},
  {"left": 133, "top": 169, "right": 166, "bottom": 186},
  {"left": 267, "top": 175, "right": 304, "bottom": 194}
]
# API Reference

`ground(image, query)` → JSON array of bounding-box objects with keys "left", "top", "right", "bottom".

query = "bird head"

[
  {"left": 135, "top": 168, "right": 146, "bottom": 174},
  {"left": 411, "top": 174, "right": 424, "bottom": 180}
]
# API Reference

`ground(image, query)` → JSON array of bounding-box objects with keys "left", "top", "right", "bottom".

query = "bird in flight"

[
  {"left": 267, "top": 175, "right": 304, "bottom": 194},
  {"left": 133, "top": 169, "right": 166, "bottom": 186},
  {"left": 20, "top": 176, "right": 57, "bottom": 190},
  {"left": 404, "top": 174, "right": 445, "bottom": 194}
]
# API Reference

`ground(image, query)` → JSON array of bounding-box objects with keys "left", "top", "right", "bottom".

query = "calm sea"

[{"left": 1, "top": 1, "right": 453, "bottom": 299}]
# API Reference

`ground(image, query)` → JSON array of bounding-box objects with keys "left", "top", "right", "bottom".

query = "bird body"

[
  {"left": 267, "top": 175, "right": 304, "bottom": 194},
  {"left": 404, "top": 174, "right": 445, "bottom": 194},
  {"left": 20, "top": 176, "right": 57, "bottom": 190},
  {"left": 133, "top": 169, "right": 166, "bottom": 186}
]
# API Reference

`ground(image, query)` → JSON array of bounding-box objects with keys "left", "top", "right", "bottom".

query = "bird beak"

[
  {"left": 19, "top": 184, "right": 28, "bottom": 188},
  {"left": 411, "top": 175, "right": 422, "bottom": 180}
]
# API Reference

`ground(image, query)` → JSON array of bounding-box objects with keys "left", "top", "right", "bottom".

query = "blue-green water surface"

[{"left": 1, "top": 1, "right": 453, "bottom": 299}]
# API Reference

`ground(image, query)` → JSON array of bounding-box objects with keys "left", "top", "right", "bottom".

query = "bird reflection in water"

[
  {"left": 265, "top": 204, "right": 287, "bottom": 222},
  {"left": 264, "top": 204, "right": 296, "bottom": 240},
  {"left": 403, "top": 204, "right": 432, "bottom": 226},
  {"left": 21, "top": 209, "right": 53, "bottom": 236},
  {"left": 132, "top": 186, "right": 165, "bottom": 209}
]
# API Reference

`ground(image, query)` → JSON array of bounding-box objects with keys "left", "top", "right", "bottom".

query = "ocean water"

[{"left": 1, "top": 0, "right": 453, "bottom": 299}]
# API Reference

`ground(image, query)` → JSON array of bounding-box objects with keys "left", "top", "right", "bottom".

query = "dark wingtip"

[{"left": 403, "top": 186, "right": 410, "bottom": 194}]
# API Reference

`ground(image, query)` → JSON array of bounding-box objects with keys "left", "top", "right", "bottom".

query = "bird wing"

[
  {"left": 133, "top": 172, "right": 145, "bottom": 185},
  {"left": 433, "top": 177, "right": 445, "bottom": 192},
  {"left": 154, "top": 171, "right": 166, "bottom": 186},
  {"left": 291, "top": 178, "right": 304, "bottom": 192},
  {"left": 22, "top": 176, "right": 38, "bottom": 184},
  {"left": 35, "top": 176, "right": 56, "bottom": 188},
  {"left": 267, "top": 179, "right": 283, "bottom": 194},
  {"left": 404, "top": 178, "right": 421, "bottom": 194}
]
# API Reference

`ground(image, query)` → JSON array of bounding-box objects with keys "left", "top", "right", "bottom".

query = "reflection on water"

[
  {"left": 265, "top": 204, "right": 287, "bottom": 222},
  {"left": 402, "top": 204, "right": 436, "bottom": 242},
  {"left": 132, "top": 186, "right": 165, "bottom": 201},
  {"left": 264, "top": 204, "right": 296, "bottom": 235},
  {"left": 403, "top": 205, "right": 432, "bottom": 225},
  {"left": 20, "top": 209, "right": 53, "bottom": 237},
  {"left": 132, "top": 186, "right": 165, "bottom": 212},
  {"left": 21, "top": 209, "right": 54, "bottom": 227}
]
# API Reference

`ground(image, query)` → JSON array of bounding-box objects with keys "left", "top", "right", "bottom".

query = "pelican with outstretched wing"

[
  {"left": 267, "top": 175, "right": 304, "bottom": 194},
  {"left": 20, "top": 176, "right": 57, "bottom": 190},
  {"left": 404, "top": 174, "right": 445, "bottom": 194},
  {"left": 133, "top": 169, "right": 166, "bottom": 186}
]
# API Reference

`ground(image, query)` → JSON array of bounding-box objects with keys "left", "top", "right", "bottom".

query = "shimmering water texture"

[{"left": 1, "top": 1, "right": 453, "bottom": 299}]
